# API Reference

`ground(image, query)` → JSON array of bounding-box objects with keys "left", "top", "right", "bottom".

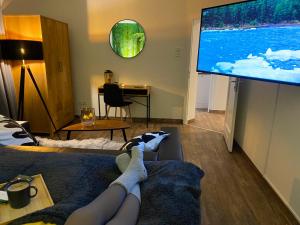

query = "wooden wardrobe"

[{"left": 2, "top": 15, "right": 74, "bottom": 134}]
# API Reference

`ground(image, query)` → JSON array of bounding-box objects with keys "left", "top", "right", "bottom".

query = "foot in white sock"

[
  {"left": 115, "top": 153, "right": 141, "bottom": 202},
  {"left": 111, "top": 146, "right": 147, "bottom": 194},
  {"left": 115, "top": 142, "right": 145, "bottom": 173},
  {"left": 115, "top": 153, "right": 131, "bottom": 173},
  {"left": 133, "top": 142, "right": 146, "bottom": 152}
]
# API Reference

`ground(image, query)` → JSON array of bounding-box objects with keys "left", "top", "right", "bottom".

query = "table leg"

[
  {"left": 122, "top": 129, "right": 127, "bottom": 142},
  {"left": 110, "top": 129, "right": 113, "bottom": 140},
  {"left": 146, "top": 95, "right": 150, "bottom": 128},
  {"left": 67, "top": 131, "right": 71, "bottom": 140},
  {"left": 146, "top": 96, "right": 148, "bottom": 128},
  {"left": 148, "top": 94, "right": 151, "bottom": 126},
  {"left": 98, "top": 94, "right": 101, "bottom": 119}
]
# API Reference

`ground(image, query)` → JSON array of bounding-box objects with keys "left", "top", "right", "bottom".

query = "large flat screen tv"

[{"left": 197, "top": 0, "right": 300, "bottom": 86}]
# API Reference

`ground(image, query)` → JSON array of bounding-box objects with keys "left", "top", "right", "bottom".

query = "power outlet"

[{"left": 175, "top": 48, "right": 181, "bottom": 58}]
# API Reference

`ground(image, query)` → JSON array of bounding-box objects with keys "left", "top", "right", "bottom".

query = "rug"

[{"left": 36, "top": 137, "right": 124, "bottom": 150}]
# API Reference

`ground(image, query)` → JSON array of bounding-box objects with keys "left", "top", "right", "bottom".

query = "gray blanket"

[{"left": 0, "top": 149, "right": 204, "bottom": 225}]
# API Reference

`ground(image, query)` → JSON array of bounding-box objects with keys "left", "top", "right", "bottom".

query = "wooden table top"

[
  {"left": 62, "top": 120, "right": 131, "bottom": 131},
  {"left": 99, "top": 84, "right": 151, "bottom": 90}
]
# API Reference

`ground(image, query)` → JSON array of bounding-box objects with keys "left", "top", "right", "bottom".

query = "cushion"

[
  {"left": 0, "top": 115, "right": 38, "bottom": 146},
  {"left": 122, "top": 131, "right": 169, "bottom": 152}
]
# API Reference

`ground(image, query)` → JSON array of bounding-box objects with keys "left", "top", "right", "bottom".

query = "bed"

[{"left": 0, "top": 148, "right": 204, "bottom": 225}]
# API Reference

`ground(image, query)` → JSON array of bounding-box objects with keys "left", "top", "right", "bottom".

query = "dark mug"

[{"left": 6, "top": 180, "right": 38, "bottom": 209}]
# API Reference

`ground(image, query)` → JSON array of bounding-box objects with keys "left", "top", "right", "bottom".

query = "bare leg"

[
  {"left": 64, "top": 184, "right": 126, "bottom": 225},
  {"left": 65, "top": 148, "right": 146, "bottom": 225},
  {"left": 106, "top": 194, "right": 140, "bottom": 225}
]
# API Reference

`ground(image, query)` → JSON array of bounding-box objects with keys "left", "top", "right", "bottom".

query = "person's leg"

[
  {"left": 64, "top": 184, "right": 126, "bottom": 225},
  {"left": 110, "top": 146, "right": 147, "bottom": 193},
  {"left": 105, "top": 153, "right": 142, "bottom": 225},
  {"left": 115, "top": 153, "right": 141, "bottom": 202},
  {"left": 106, "top": 194, "right": 140, "bottom": 225},
  {"left": 65, "top": 147, "right": 146, "bottom": 225}
]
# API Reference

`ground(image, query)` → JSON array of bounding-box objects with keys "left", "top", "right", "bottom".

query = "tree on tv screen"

[{"left": 202, "top": 0, "right": 300, "bottom": 29}]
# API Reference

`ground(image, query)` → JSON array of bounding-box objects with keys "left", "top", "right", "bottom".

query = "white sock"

[
  {"left": 115, "top": 153, "right": 141, "bottom": 202},
  {"left": 116, "top": 153, "right": 131, "bottom": 173},
  {"left": 115, "top": 142, "right": 145, "bottom": 173},
  {"left": 111, "top": 147, "right": 147, "bottom": 194}
]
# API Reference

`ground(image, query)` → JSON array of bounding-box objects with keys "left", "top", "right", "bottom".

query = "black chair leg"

[
  {"left": 122, "top": 129, "right": 127, "bottom": 142},
  {"left": 128, "top": 105, "right": 132, "bottom": 121},
  {"left": 105, "top": 104, "right": 108, "bottom": 119},
  {"left": 106, "top": 106, "right": 111, "bottom": 119},
  {"left": 110, "top": 130, "right": 113, "bottom": 140},
  {"left": 120, "top": 107, "right": 123, "bottom": 120}
]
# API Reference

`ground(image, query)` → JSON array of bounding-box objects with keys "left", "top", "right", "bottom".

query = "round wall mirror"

[{"left": 109, "top": 19, "right": 146, "bottom": 58}]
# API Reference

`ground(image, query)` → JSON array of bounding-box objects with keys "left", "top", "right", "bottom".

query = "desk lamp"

[{"left": 0, "top": 40, "right": 57, "bottom": 131}]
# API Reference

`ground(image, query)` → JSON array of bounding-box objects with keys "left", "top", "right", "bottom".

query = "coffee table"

[{"left": 62, "top": 120, "right": 130, "bottom": 142}]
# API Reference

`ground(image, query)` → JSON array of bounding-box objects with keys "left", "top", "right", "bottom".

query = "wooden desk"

[{"left": 98, "top": 85, "right": 151, "bottom": 127}]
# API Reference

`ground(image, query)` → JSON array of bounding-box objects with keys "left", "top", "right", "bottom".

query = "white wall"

[
  {"left": 209, "top": 75, "right": 229, "bottom": 111},
  {"left": 235, "top": 80, "right": 300, "bottom": 221},
  {"left": 195, "top": 74, "right": 229, "bottom": 111},
  {"left": 4, "top": 0, "right": 240, "bottom": 121},
  {"left": 235, "top": 80, "right": 278, "bottom": 172},
  {"left": 185, "top": 19, "right": 200, "bottom": 123},
  {"left": 196, "top": 74, "right": 210, "bottom": 109},
  {"left": 5, "top": 0, "right": 191, "bottom": 119}
]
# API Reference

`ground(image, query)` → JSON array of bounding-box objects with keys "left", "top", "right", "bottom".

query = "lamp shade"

[{"left": 0, "top": 40, "right": 43, "bottom": 60}]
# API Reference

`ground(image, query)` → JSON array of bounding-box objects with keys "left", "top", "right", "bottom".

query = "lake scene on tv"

[{"left": 198, "top": 0, "right": 300, "bottom": 85}]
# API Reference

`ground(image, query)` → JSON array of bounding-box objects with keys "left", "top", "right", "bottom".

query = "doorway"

[
  {"left": 189, "top": 74, "right": 228, "bottom": 134},
  {"left": 184, "top": 19, "right": 239, "bottom": 151},
  {"left": 192, "top": 72, "right": 228, "bottom": 133},
  {"left": 185, "top": 19, "right": 229, "bottom": 133}
]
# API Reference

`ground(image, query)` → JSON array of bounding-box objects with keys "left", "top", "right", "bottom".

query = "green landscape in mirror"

[{"left": 109, "top": 20, "right": 146, "bottom": 58}]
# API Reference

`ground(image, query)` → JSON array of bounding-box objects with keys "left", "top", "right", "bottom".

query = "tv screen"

[{"left": 197, "top": 0, "right": 300, "bottom": 86}]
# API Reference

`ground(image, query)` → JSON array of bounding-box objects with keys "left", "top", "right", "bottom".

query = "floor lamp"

[{"left": 0, "top": 40, "right": 57, "bottom": 131}]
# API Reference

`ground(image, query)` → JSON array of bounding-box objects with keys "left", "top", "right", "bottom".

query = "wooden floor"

[
  {"left": 189, "top": 109, "right": 225, "bottom": 133},
  {"left": 57, "top": 117, "right": 299, "bottom": 225}
]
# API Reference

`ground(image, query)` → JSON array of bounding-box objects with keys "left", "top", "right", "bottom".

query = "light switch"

[{"left": 175, "top": 48, "right": 181, "bottom": 58}]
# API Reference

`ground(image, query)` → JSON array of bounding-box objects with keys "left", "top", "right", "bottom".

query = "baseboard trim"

[
  {"left": 187, "top": 119, "right": 195, "bottom": 124},
  {"left": 75, "top": 115, "right": 183, "bottom": 124},
  {"left": 208, "top": 110, "right": 225, "bottom": 114},
  {"left": 132, "top": 117, "right": 183, "bottom": 124},
  {"left": 264, "top": 176, "right": 300, "bottom": 223},
  {"left": 234, "top": 141, "right": 300, "bottom": 223}
]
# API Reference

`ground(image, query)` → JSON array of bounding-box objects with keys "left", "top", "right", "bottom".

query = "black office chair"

[{"left": 103, "top": 83, "right": 132, "bottom": 120}]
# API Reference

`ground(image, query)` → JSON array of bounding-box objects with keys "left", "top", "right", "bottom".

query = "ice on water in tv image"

[{"left": 198, "top": 0, "right": 300, "bottom": 85}]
